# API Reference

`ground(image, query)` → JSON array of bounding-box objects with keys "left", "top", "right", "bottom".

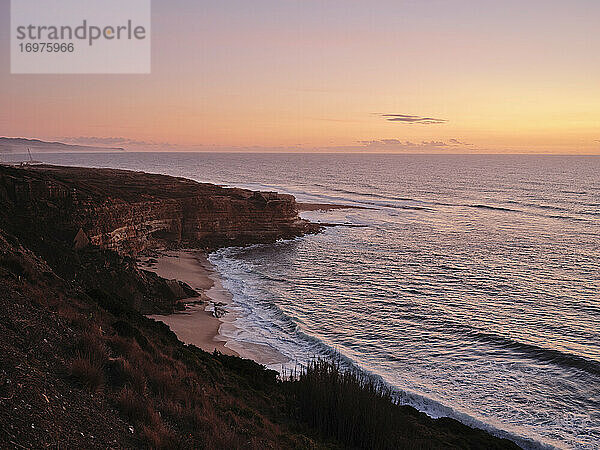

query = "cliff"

[
  {"left": 0, "top": 165, "right": 318, "bottom": 255},
  {"left": 0, "top": 164, "right": 319, "bottom": 314}
]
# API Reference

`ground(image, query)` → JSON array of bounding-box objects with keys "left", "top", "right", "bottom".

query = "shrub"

[
  {"left": 116, "top": 387, "right": 159, "bottom": 426},
  {"left": 75, "top": 331, "right": 109, "bottom": 365},
  {"left": 287, "top": 358, "right": 401, "bottom": 450},
  {"left": 106, "top": 357, "right": 146, "bottom": 393},
  {"left": 139, "top": 423, "right": 176, "bottom": 449},
  {"left": 112, "top": 320, "right": 150, "bottom": 350},
  {"left": 57, "top": 305, "right": 88, "bottom": 328},
  {"left": 106, "top": 334, "right": 135, "bottom": 357},
  {"left": 69, "top": 357, "right": 104, "bottom": 392},
  {"left": 0, "top": 254, "right": 35, "bottom": 279},
  {"left": 147, "top": 368, "right": 174, "bottom": 398}
]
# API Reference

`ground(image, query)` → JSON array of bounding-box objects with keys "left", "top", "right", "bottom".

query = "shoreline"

[
  {"left": 139, "top": 249, "right": 289, "bottom": 366},
  {"left": 140, "top": 250, "right": 237, "bottom": 356},
  {"left": 137, "top": 201, "right": 367, "bottom": 366},
  {"left": 142, "top": 253, "right": 536, "bottom": 449}
]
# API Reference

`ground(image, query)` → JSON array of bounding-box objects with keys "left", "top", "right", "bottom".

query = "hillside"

[{"left": 0, "top": 137, "right": 124, "bottom": 154}]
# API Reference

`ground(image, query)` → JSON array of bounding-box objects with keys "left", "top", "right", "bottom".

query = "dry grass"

[
  {"left": 106, "top": 334, "right": 136, "bottom": 357},
  {"left": 147, "top": 368, "right": 175, "bottom": 398},
  {"left": 287, "top": 358, "right": 402, "bottom": 449},
  {"left": 139, "top": 423, "right": 176, "bottom": 449},
  {"left": 106, "top": 357, "right": 146, "bottom": 393},
  {"left": 69, "top": 357, "right": 105, "bottom": 392},
  {"left": 55, "top": 291, "right": 510, "bottom": 449},
  {"left": 116, "top": 387, "right": 159, "bottom": 426},
  {"left": 76, "top": 332, "right": 109, "bottom": 364},
  {"left": 56, "top": 304, "right": 89, "bottom": 329},
  {"left": 0, "top": 254, "right": 36, "bottom": 280},
  {"left": 67, "top": 330, "right": 109, "bottom": 391}
]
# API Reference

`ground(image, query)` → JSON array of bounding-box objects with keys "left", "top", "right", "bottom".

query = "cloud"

[
  {"left": 60, "top": 136, "right": 155, "bottom": 147},
  {"left": 448, "top": 138, "right": 473, "bottom": 146},
  {"left": 379, "top": 114, "right": 447, "bottom": 124},
  {"left": 357, "top": 139, "right": 416, "bottom": 147},
  {"left": 421, "top": 140, "right": 448, "bottom": 147},
  {"left": 357, "top": 138, "right": 471, "bottom": 150}
]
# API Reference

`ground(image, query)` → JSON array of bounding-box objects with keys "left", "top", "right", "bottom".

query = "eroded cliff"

[{"left": 0, "top": 165, "right": 318, "bottom": 254}]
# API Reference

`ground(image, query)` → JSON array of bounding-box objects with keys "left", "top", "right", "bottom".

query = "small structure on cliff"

[{"left": 22, "top": 148, "right": 43, "bottom": 165}]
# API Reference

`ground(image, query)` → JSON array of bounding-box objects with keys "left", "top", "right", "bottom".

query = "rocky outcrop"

[{"left": 0, "top": 165, "right": 319, "bottom": 255}]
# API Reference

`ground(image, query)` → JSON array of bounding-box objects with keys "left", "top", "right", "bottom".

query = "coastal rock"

[
  {"left": 0, "top": 165, "right": 319, "bottom": 255},
  {"left": 164, "top": 279, "right": 188, "bottom": 299}
]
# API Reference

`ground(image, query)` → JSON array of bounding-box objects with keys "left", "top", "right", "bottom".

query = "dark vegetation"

[
  {"left": 288, "top": 359, "right": 404, "bottom": 449},
  {"left": 0, "top": 166, "right": 520, "bottom": 449},
  {"left": 286, "top": 359, "right": 517, "bottom": 449}
]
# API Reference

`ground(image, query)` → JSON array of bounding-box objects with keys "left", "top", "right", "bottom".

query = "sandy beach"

[
  {"left": 137, "top": 202, "right": 360, "bottom": 365},
  {"left": 140, "top": 250, "right": 238, "bottom": 356},
  {"left": 139, "top": 249, "right": 289, "bottom": 366}
]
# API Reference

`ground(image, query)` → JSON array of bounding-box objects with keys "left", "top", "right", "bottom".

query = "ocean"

[{"left": 11, "top": 152, "right": 600, "bottom": 449}]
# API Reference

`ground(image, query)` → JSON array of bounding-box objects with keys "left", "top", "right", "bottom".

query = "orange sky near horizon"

[{"left": 1, "top": 0, "right": 599, "bottom": 154}]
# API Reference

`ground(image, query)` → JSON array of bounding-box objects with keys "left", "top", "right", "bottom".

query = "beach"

[
  {"left": 136, "top": 201, "right": 367, "bottom": 367},
  {"left": 140, "top": 250, "right": 236, "bottom": 356},
  {"left": 139, "top": 250, "right": 289, "bottom": 366}
]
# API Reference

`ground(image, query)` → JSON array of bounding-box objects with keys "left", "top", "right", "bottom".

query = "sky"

[{"left": 1, "top": 0, "right": 599, "bottom": 154}]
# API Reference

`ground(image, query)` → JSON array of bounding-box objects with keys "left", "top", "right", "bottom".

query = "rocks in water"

[{"left": 210, "top": 301, "right": 227, "bottom": 318}]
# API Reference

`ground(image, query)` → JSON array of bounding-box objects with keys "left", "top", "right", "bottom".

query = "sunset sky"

[{"left": 1, "top": 0, "right": 599, "bottom": 153}]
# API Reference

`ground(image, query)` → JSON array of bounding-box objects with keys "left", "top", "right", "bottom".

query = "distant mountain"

[{"left": 0, "top": 137, "right": 125, "bottom": 153}]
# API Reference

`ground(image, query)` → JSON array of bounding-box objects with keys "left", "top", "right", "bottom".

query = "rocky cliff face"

[{"left": 0, "top": 165, "right": 318, "bottom": 254}]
